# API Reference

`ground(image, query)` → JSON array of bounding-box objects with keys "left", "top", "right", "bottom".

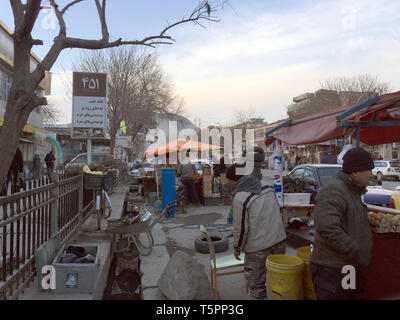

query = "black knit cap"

[{"left": 342, "top": 147, "right": 374, "bottom": 174}]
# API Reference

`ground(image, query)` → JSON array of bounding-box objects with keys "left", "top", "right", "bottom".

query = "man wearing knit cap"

[
  {"left": 310, "top": 147, "right": 374, "bottom": 300},
  {"left": 227, "top": 163, "right": 286, "bottom": 300}
]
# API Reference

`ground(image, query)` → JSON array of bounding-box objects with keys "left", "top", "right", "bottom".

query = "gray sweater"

[
  {"left": 310, "top": 171, "right": 373, "bottom": 269},
  {"left": 177, "top": 163, "right": 197, "bottom": 180}
]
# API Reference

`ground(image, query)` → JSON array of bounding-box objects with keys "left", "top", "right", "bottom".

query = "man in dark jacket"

[
  {"left": 45, "top": 150, "right": 56, "bottom": 176},
  {"left": 310, "top": 147, "right": 374, "bottom": 300},
  {"left": 1, "top": 147, "right": 24, "bottom": 196}
]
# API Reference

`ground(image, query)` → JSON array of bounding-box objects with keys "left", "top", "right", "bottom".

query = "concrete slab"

[
  {"left": 142, "top": 287, "right": 166, "bottom": 300},
  {"left": 141, "top": 245, "right": 170, "bottom": 288}
]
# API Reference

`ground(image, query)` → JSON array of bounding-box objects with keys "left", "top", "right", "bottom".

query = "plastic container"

[
  {"left": 266, "top": 254, "right": 304, "bottom": 300},
  {"left": 296, "top": 246, "right": 317, "bottom": 300}
]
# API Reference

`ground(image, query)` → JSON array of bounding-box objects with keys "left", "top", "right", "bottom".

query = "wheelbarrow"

[{"left": 106, "top": 201, "right": 177, "bottom": 256}]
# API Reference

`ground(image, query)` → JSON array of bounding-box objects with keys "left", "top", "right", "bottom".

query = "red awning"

[{"left": 267, "top": 91, "right": 400, "bottom": 146}]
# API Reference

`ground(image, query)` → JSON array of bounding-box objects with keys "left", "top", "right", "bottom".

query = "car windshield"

[
  {"left": 73, "top": 155, "right": 87, "bottom": 163},
  {"left": 317, "top": 167, "right": 341, "bottom": 186},
  {"left": 389, "top": 161, "right": 400, "bottom": 167}
]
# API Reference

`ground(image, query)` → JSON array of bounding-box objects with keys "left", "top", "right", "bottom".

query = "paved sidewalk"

[
  {"left": 18, "top": 185, "right": 129, "bottom": 300},
  {"left": 140, "top": 204, "right": 298, "bottom": 300}
]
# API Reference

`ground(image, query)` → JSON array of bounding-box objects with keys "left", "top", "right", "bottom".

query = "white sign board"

[
  {"left": 72, "top": 72, "right": 107, "bottom": 138},
  {"left": 115, "top": 136, "right": 133, "bottom": 149}
]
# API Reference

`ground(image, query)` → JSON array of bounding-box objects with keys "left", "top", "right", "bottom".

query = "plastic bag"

[{"left": 337, "top": 144, "right": 355, "bottom": 165}]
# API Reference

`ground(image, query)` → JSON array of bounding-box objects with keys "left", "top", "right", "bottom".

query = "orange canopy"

[{"left": 143, "top": 139, "right": 223, "bottom": 159}]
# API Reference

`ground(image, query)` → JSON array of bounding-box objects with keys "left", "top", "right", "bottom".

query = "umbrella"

[{"left": 143, "top": 139, "right": 223, "bottom": 159}]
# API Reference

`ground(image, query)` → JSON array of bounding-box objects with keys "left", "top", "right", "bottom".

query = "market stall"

[
  {"left": 141, "top": 139, "right": 224, "bottom": 207},
  {"left": 265, "top": 91, "right": 400, "bottom": 300},
  {"left": 285, "top": 204, "right": 400, "bottom": 300}
]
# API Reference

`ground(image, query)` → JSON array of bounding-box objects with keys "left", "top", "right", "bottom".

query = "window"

[
  {"left": 317, "top": 167, "right": 341, "bottom": 186},
  {"left": 73, "top": 155, "right": 87, "bottom": 163},
  {"left": 303, "top": 169, "right": 318, "bottom": 185},
  {"left": 389, "top": 161, "right": 400, "bottom": 167},
  {"left": 291, "top": 168, "right": 305, "bottom": 179}
]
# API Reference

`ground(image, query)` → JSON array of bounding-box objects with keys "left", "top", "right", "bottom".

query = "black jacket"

[{"left": 310, "top": 171, "right": 373, "bottom": 269}]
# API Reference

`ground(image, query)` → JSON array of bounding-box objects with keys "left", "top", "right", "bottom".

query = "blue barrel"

[{"left": 162, "top": 168, "right": 176, "bottom": 218}]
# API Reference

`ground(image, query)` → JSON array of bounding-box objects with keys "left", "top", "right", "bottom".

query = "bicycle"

[{"left": 83, "top": 171, "right": 116, "bottom": 230}]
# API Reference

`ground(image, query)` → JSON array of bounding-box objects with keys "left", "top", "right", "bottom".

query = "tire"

[
  {"left": 194, "top": 232, "right": 229, "bottom": 254},
  {"left": 377, "top": 172, "right": 383, "bottom": 180}
]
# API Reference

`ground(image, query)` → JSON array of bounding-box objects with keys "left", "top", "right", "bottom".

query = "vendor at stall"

[
  {"left": 310, "top": 147, "right": 374, "bottom": 300},
  {"left": 177, "top": 160, "right": 200, "bottom": 206}
]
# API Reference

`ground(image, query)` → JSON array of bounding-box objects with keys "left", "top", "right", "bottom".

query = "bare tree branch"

[
  {"left": 61, "top": 0, "right": 84, "bottom": 15},
  {"left": 14, "top": 0, "right": 42, "bottom": 41},
  {"left": 95, "top": 0, "right": 109, "bottom": 42}
]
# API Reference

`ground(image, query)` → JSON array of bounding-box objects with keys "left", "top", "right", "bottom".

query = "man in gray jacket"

[
  {"left": 227, "top": 164, "right": 286, "bottom": 300},
  {"left": 177, "top": 161, "right": 200, "bottom": 205},
  {"left": 310, "top": 147, "right": 374, "bottom": 300}
]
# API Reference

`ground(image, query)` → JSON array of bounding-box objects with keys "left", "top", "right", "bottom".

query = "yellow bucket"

[
  {"left": 266, "top": 255, "right": 304, "bottom": 300},
  {"left": 296, "top": 246, "right": 317, "bottom": 300}
]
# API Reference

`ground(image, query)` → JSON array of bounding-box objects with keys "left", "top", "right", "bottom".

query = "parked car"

[
  {"left": 391, "top": 186, "right": 400, "bottom": 209},
  {"left": 65, "top": 152, "right": 115, "bottom": 169},
  {"left": 284, "top": 164, "right": 394, "bottom": 207},
  {"left": 372, "top": 160, "right": 400, "bottom": 181}
]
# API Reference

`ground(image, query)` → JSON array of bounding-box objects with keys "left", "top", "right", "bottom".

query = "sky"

[{"left": 1, "top": 0, "right": 400, "bottom": 128}]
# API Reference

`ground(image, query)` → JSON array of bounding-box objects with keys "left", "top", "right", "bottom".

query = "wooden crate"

[
  {"left": 203, "top": 196, "right": 220, "bottom": 206},
  {"left": 221, "top": 196, "right": 232, "bottom": 205}
]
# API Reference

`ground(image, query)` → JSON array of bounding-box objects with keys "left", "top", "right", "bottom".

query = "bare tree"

[
  {"left": 233, "top": 107, "right": 264, "bottom": 128},
  {"left": 0, "top": 0, "right": 227, "bottom": 189},
  {"left": 320, "top": 73, "right": 392, "bottom": 105},
  {"left": 41, "top": 103, "right": 60, "bottom": 125}
]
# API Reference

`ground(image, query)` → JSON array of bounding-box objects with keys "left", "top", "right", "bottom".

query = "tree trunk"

[{"left": 0, "top": 96, "right": 33, "bottom": 189}]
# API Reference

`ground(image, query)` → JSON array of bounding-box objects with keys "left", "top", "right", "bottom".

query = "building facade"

[{"left": 0, "top": 19, "right": 47, "bottom": 174}]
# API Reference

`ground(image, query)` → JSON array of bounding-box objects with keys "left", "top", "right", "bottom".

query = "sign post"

[
  {"left": 273, "top": 140, "right": 283, "bottom": 206},
  {"left": 72, "top": 72, "right": 107, "bottom": 165}
]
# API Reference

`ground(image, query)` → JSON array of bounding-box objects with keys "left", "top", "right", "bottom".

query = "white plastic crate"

[{"left": 283, "top": 193, "right": 311, "bottom": 205}]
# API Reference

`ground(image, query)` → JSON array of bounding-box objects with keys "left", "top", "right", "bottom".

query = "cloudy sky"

[{"left": 1, "top": 0, "right": 400, "bottom": 127}]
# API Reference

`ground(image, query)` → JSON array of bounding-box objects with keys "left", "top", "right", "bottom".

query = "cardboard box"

[
  {"left": 202, "top": 166, "right": 212, "bottom": 176},
  {"left": 220, "top": 173, "right": 228, "bottom": 185},
  {"left": 52, "top": 243, "right": 100, "bottom": 294},
  {"left": 202, "top": 175, "right": 213, "bottom": 197}
]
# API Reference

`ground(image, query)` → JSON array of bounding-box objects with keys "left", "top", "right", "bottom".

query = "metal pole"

[
  {"left": 356, "top": 127, "right": 360, "bottom": 147},
  {"left": 87, "top": 139, "right": 92, "bottom": 165}
]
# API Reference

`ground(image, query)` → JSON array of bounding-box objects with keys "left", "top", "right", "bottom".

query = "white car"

[
  {"left": 372, "top": 160, "right": 400, "bottom": 181},
  {"left": 130, "top": 163, "right": 155, "bottom": 177}
]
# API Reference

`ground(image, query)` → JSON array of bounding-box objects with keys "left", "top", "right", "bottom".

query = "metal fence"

[{"left": 0, "top": 168, "right": 94, "bottom": 299}]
